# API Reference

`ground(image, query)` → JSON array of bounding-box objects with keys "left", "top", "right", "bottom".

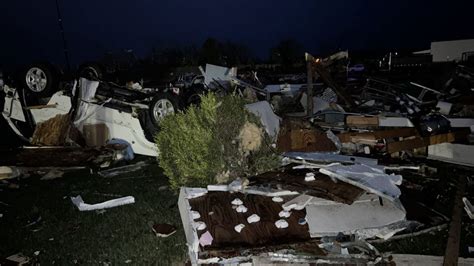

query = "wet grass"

[
  {"left": 0, "top": 158, "right": 187, "bottom": 265},
  {"left": 1, "top": 156, "right": 473, "bottom": 263}
]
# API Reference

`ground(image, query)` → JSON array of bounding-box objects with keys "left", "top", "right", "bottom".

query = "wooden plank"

[
  {"left": 443, "top": 175, "right": 467, "bottom": 266},
  {"left": 338, "top": 128, "right": 419, "bottom": 143},
  {"left": 386, "top": 130, "right": 469, "bottom": 154},
  {"left": 306, "top": 58, "right": 314, "bottom": 116},
  {"left": 346, "top": 116, "right": 379, "bottom": 128},
  {"left": 312, "top": 63, "right": 355, "bottom": 107},
  {"left": 23, "top": 104, "right": 58, "bottom": 110}
]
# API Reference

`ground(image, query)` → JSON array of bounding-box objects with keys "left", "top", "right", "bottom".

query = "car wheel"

[
  {"left": 23, "top": 64, "right": 58, "bottom": 97},
  {"left": 78, "top": 63, "right": 103, "bottom": 80},
  {"left": 186, "top": 84, "right": 207, "bottom": 107},
  {"left": 150, "top": 92, "right": 178, "bottom": 127}
]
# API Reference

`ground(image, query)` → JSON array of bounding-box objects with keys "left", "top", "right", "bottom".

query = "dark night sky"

[{"left": 1, "top": 0, "right": 473, "bottom": 67}]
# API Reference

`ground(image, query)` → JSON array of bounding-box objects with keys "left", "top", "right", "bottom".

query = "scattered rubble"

[{"left": 2, "top": 42, "right": 474, "bottom": 264}]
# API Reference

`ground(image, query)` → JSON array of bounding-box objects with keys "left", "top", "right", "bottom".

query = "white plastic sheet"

[
  {"left": 74, "top": 78, "right": 100, "bottom": 126},
  {"left": 319, "top": 163, "right": 402, "bottom": 201},
  {"left": 245, "top": 101, "right": 281, "bottom": 138},
  {"left": 71, "top": 195, "right": 135, "bottom": 211}
]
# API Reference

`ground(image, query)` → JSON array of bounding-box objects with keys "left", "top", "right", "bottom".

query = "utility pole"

[{"left": 55, "top": 0, "right": 70, "bottom": 71}]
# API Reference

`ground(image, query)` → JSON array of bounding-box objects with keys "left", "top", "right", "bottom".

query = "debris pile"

[{"left": 175, "top": 51, "right": 474, "bottom": 264}]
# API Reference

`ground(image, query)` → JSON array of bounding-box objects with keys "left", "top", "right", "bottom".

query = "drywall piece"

[
  {"left": 449, "top": 118, "right": 474, "bottom": 128},
  {"left": 247, "top": 214, "right": 261, "bottom": 223},
  {"left": 283, "top": 152, "right": 378, "bottom": 166},
  {"left": 283, "top": 194, "right": 313, "bottom": 211},
  {"left": 354, "top": 220, "right": 410, "bottom": 240},
  {"left": 193, "top": 221, "right": 207, "bottom": 231},
  {"left": 279, "top": 210, "right": 291, "bottom": 218},
  {"left": 319, "top": 163, "right": 402, "bottom": 201},
  {"left": 184, "top": 188, "right": 208, "bottom": 199},
  {"left": 462, "top": 197, "right": 474, "bottom": 220},
  {"left": 232, "top": 198, "right": 243, "bottom": 205},
  {"left": 207, "top": 184, "right": 228, "bottom": 191},
  {"left": 436, "top": 101, "right": 452, "bottom": 115},
  {"left": 275, "top": 220, "right": 289, "bottom": 229},
  {"left": 245, "top": 187, "right": 299, "bottom": 197},
  {"left": 264, "top": 84, "right": 305, "bottom": 95},
  {"left": 390, "top": 254, "right": 474, "bottom": 266},
  {"left": 236, "top": 205, "right": 248, "bottom": 213},
  {"left": 235, "top": 224, "right": 245, "bottom": 233},
  {"left": 308, "top": 95, "right": 329, "bottom": 113},
  {"left": 272, "top": 197, "right": 284, "bottom": 202},
  {"left": 70, "top": 195, "right": 135, "bottom": 211},
  {"left": 191, "top": 211, "right": 201, "bottom": 220},
  {"left": 228, "top": 178, "right": 244, "bottom": 192},
  {"left": 305, "top": 194, "right": 406, "bottom": 238},
  {"left": 378, "top": 117, "right": 414, "bottom": 127},
  {"left": 305, "top": 172, "right": 316, "bottom": 182},
  {"left": 245, "top": 101, "right": 281, "bottom": 138},
  {"left": 428, "top": 143, "right": 474, "bottom": 167},
  {"left": 199, "top": 231, "right": 213, "bottom": 247},
  {"left": 203, "top": 64, "right": 237, "bottom": 85}
]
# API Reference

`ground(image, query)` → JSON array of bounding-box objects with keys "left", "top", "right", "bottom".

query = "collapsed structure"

[{"left": 1, "top": 39, "right": 474, "bottom": 264}]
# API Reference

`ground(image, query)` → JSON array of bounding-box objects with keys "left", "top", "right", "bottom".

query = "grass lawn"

[
  {"left": 0, "top": 158, "right": 187, "bottom": 265},
  {"left": 1, "top": 157, "right": 473, "bottom": 264}
]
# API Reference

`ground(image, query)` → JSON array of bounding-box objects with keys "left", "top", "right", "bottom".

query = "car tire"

[
  {"left": 138, "top": 92, "right": 179, "bottom": 142},
  {"left": 186, "top": 84, "right": 207, "bottom": 107},
  {"left": 149, "top": 92, "right": 179, "bottom": 127},
  {"left": 23, "top": 63, "right": 59, "bottom": 97},
  {"left": 78, "top": 62, "right": 104, "bottom": 81}
]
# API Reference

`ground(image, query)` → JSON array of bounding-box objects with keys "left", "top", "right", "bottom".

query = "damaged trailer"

[{"left": 176, "top": 153, "right": 451, "bottom": 264}]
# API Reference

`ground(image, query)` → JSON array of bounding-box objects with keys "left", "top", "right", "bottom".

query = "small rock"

[
  {"left": 158, "top": 185, "right": 168, "bottom": 191},
  {"left": 124, "top": 260, "right": 132, "bottom": 264},
  {"left": 49, "top": 237, "right": 54, "bottom": 241},
  {"left": 34, "top": 251, "right": 40, "bottom": 256}
]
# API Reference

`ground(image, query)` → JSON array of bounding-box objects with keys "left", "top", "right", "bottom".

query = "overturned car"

[{"left": 1, "top": 63, "right": 248, "bottom": 157}]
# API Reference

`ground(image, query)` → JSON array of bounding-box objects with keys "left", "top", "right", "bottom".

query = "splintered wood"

[
  {"left": 250, "top": 167, "right": 364, "bottom": 204},
  {"left": 31, "top": 114, "right": 71, "bottom": 146},
  {"left": 277, "top": 119, "right": 337, "bottom": 152}
]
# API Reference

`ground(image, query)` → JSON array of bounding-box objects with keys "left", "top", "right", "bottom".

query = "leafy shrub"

[{"left": 155, "top": 93, "right": 279, "bottom": 190}]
